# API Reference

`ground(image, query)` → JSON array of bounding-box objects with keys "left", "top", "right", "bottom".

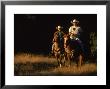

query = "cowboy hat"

[
  {"left": 56, "top": 25, "right": 63, "bottom": 29},
  {"left": 71, "top": 19, "right": 79, "bottom": 24}
]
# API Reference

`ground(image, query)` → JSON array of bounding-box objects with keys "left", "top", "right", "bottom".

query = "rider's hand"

[{"left": 76, "top": 38, "right": 79, "bottom": 40}]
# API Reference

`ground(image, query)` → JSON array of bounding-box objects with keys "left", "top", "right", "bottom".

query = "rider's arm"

[
  {"left": 69, "top": 27, "right": 72, "bottom": 35},
  {"left": 52, "top": 38, "right": 55, "bottom": 43}
]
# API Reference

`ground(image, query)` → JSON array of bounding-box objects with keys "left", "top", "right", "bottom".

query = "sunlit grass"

[{"left": 14, "top": 53, "right": 97, "bottom": 76}]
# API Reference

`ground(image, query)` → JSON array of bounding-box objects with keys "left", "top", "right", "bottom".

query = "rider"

[
  {"left": 69, "top": 19, "right": 84, "bottom": 53},
  {"left": 51, "top": 25, "right": 65, "bottom": 54}
]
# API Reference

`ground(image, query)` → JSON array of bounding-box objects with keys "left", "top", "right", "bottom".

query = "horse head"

[
  {"left": 63, "top": 34, "right": 70, "bottom": 48},
  {"left": 53, "top": 34, "right": 59, "bottom": 42}
]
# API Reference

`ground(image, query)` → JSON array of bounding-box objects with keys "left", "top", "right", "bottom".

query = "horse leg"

[
  {"left": 59, "top": 59, "right": 62, "bottom": 68},
  {"left": 61, "top": 53, "right": 66, "bottom": 67},
  {"left": 59, "top": 54, "right": 63, "bottom": 68},
  {"left": 56, "top": 54, "right": 62, "bottom": 67},
  {"left": 55, "top": 53, "right": 59, "bottom": 66},
  {"left": 67, "top": 54, "right": 71, "bottom": 67},
  {"left": 63, "top": 53, "right": 66, "bottom": 66},
  {"left": 57, "top": 57, "right": 60, "bottom": 67},
  {"left": 66, "top": 54, "right": 69, "bottom": 66},
  {"left": 60, "top": 55, "right": 62, "bottom": 67},
  {"left": 78, "top": 54, "right": 83, "bottom": 67},
  {"left": 63, "top": 53, "right": 67, "bottom": 66},
  {"left": 57, "top": 58, "right": 62, "bottom": 68},
  {"left": 69, "top": 59, "right": 71, "bottom": 67}
]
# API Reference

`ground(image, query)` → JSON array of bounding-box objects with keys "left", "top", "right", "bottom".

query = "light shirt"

[{"left": 69, "top": 26, "right": 82, "bottom": 39}]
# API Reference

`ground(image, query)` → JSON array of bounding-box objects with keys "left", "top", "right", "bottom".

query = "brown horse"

[
  {"left": 63, "top": 34, "right": 84, "bottom": 67},
  {"left": 52, "top": 34, "right": 65, "bottom": 67}
]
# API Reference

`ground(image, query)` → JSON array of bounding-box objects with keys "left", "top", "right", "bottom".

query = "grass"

[{"left": 14, "top": 53, "right": 97, "bottom": 76}]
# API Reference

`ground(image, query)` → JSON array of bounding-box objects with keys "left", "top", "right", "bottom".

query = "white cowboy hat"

[
  {"left": 56, "top": 25, "right": 63, "bottom": 29},
  {"left": 71, "top": 19, "right": 79, "bottom": 24}
]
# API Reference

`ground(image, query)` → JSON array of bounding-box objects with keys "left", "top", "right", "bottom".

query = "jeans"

[{"left": 70, "top": 38, "right": 85, "bottom": 54}]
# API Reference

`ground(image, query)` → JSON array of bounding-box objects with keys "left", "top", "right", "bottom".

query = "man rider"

[
  {"left": 51, "top": 25, "right": 65, "bottom": 54},
  {"left": 69, "top": 19, "right": 84, "bottom": 53}
]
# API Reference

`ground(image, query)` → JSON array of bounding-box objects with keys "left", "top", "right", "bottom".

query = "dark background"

[{"left": 14, "top": 14, "right": 97, "bottom": 55}]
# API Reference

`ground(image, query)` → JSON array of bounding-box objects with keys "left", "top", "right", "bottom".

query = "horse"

[
  {"left": 52, "top": 34, "right": 65, "bottom": 67},
  {"left": 63, "top": 34, "right": 84, "bottom": 67}
]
